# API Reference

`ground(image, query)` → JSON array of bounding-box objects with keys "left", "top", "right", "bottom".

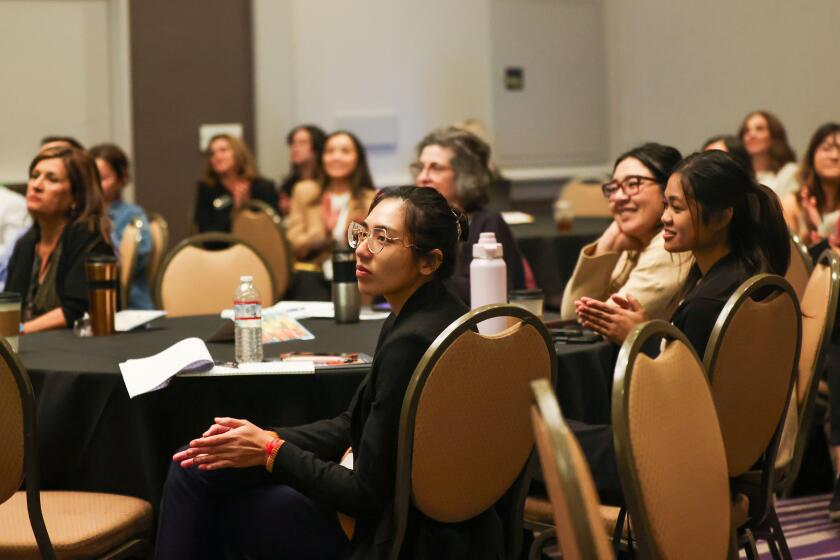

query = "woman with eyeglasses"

[
  {"left": 560, "top": 143, "right": 690, "bottom": 322},
  {"left": 413, "top": 126, "right": 526, "bottom": 305},
  {"left": 285, "top": 131, "right": 377, "bottom": 264},
  {"left": 155, "top": 187, "right": 502, "bottom": 559}
]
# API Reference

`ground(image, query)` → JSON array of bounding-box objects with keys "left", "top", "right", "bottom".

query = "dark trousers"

[
  {"left": 567, "top": 420, "right": 624, "bottom": 506},
  {"left": 155, "top": 455, "right": 348, "bottom": 560}
]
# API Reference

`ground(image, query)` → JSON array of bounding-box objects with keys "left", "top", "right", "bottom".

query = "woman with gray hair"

[{"left": 412, "top": 126, "right": 526, "bottom": 304}]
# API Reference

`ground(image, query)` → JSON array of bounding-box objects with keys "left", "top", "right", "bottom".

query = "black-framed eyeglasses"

[
  {"left": 601, "top": 175, "right": 659, "bottom": 198},
  {"left": 347, "top": 221, "right": 417, "bottom": 254}
]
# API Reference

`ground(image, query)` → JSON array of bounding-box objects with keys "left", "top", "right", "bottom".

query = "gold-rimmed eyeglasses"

[
  {"left": 409, "top": 161, "right": 452, "bottom": 178},
  {"left": 601, "top": 175, "right": 659, "bottom": 198},
  {"left": 347, "top": 221, "right": 417, "bottom": 254}
]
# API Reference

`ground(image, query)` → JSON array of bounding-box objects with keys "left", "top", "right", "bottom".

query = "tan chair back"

[
  {"left": 156, "top": 233, "right": 274, "bottom": 317},
  {"left": 703, "top": 275, "right": 800, "bottom": 478},
  {"left": 391, "top": 305, "right": 556, "bottom": 560},
  {"left": 118, "top": 216, "right": 143, "bottom": 309},
  {"left": 147, "top": 212, "right": 170, "bottom": 289},
  {"left": 776, "top": 251, "right": 840, "bottom": 487},
  {"left": 613, "top": 321, "right": 730, "bottom": 560},
  {"left": 560, "top": 179, "right": 611, "bottom": 218},
  {"left": 0, "top": 344, "right": 24, "bottom": 505},
  {"left": 232, "top": 200, "right": 293, "bottom": 300},
  {"left": 785, "top": 234, "right": 813, "bottom": 302},
  {"left": 530, "top": 378, "right": 614, "bottom": 560}
]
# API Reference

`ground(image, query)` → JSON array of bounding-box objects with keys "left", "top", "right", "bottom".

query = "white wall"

[
  {"left": 604, "top": 0, "right": 840, "bottom": 161},
  {"left": 254, "top": 0, "right": 494, "bottom": 186}
]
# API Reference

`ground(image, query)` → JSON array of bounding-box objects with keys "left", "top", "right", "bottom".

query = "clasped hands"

[
  {"left": 575, "top": 293, "right": 647, "bottom": 344},
  {"left": 173, "top": 417, "right": 275, "bottom": 471}
]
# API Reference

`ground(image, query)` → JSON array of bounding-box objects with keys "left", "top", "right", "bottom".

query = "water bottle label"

[{"left": 234, "top": 301, "right": 261, "bottom": 321}]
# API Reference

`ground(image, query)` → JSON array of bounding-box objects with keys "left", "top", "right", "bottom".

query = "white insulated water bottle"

[
  {"left": 470, "top": 232, "right": 507, "bottom": 334},
  {"left": 234, "top": 275, "right": 263, "bottom": 363}
]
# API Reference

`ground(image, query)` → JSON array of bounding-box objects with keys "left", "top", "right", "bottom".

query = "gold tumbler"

[{"left": 85, "top": 255, "right": 118, "bottom": 336}]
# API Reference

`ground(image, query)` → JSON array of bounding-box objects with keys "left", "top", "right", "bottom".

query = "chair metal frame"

[
  {"left": 118, "top": 215, "right": 144, "bottom": 310},
  {"left": 389, "top": 304, "right": 557, "bottom": 560},
  {"left": 232, "top": 199, "right": 295, "bottom": 299},
  {"left": 702, "top": 274, "right": 802, "bottom": 560},
  {"left": 146, "top": 211, "right": 170, "bottom": 288},
  {"left": 153, "top": 232, "right": 276, "bottom": 310},
  {"left": 0, "top": 338, "right": 151, "bottom": 559},
  {"left": 790, "top": 234, "right": 814, "bottom": 276}
]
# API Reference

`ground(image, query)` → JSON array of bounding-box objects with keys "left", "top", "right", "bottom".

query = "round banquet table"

[{"left": 18, "top": 314, "right": 617, "bottom": 513}]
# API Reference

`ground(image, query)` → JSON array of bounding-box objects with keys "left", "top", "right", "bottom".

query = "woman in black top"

[
  {"left": 6, "top": 147, "right": 113, "bottom": 333},
  {"left": 193, "top": 133, "right": 278, "bottom": 233},
  {"left": 156, "top": 187, "right": 503, "bottom": 559},
  {"left": 278, "top": 124, "right": 326, "bottom": 215}
]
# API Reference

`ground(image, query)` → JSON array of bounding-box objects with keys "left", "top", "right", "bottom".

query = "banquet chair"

[
  {"left": 527, "top": 378, "right": 614, "bottom": 560},
  {"left": 155, "top": 233, "right": 275, "bottom": 317},
  {"left": 231, "top": 199, "right": 294, "bottom": 300},
  {"left": 118, "top": 216, "right": 144, "bottom": 309},
  {"left": 0, "top": 338, "right": 153, "bottom": 559},
  {"left": 702, "top": 275, "right": 801, "bottom": 559},
  {"left": 785, "top": 234, "right": 813, "bottom": 302},
  {"left": 146, "top": 212, "right": 169, "bottom": 289},
  {"left": 389, "top": 305, "right": 556, "bottom": 560},
  {"left": 613, "top": 320, "right": 731, "bottom": 560},
  {"left": 559, "top": 179, "right": 611, "bottom": 218}
]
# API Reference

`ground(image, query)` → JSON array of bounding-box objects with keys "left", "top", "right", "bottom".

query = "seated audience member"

[
  {"left": 780, "top": 123, "right": 840, "bottom": 246},
  {"left": 739, "top": 110, "right": 799, "bottom": 198},
  {"left": 285, "top": 131, "right": 376, "bottom": 264},
  {"left": 40, "top": 135, "right": 84, "bottom": 152},
  {"left": 193, "top": 134, "right": 278, "bottom": 234},
  {"left": 573, "top": 150, "right": 789, "bottom": 499},
  {"left": 0, "top": 184, "right": 32, "bottom": 290},
  {"left": 702, "top": 134, "right": 754, "bottom": 178},
  {"left": 89, "top": 143, "right": 154, "bottom": 309},
  {"left": 278, "top": 124, "right": 327, "bottom": 215},
  {"left": 413, "top": 126, "right": 525, "bottom": 304},
  {"left": 155, "top": 187, "right": 502, "bottom": 559},
  {"left": 561, "top": 143, "right": 690, "bottom": 322},
  {"left": 6, "top": 147, "right": 113, "bottom": 333}
]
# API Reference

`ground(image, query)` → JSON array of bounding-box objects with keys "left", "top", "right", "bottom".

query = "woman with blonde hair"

[
  {"left": 738, "top": 110, "right": 799, "bottom": 198},
  {"left": 193, "top": 133, "right": 277, "bottom": 233}
]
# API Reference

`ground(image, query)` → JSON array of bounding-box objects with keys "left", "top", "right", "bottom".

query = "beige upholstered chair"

[
  {"left": 0, "top": 338, "right": 152, "bottom": 559},
  {"left": 559, "top": 179, "right": 611, "bottom": 218},
  {"left": 528, "top": 378, "right": 614, "bottom": 560},
  {"left": 613, "top": 321, "right": 731, "bottom": 560},
  {"left": 389, "top": 305, "right": 556, "bottom": 560},
  {"left": 702, "top": 274, "right": 801, "bottom": 559},
  {"left": 232, "top": 200, "right": 294, "bottom": 300},
  {"left": 117, "top": 216, "right": 144, "bottom": 310},
  {"left": 146, "top": 212, "right": 169, "bottom": 290},
  {"left": 785, "top": 234, "right": 813, "bottom": 302},
  {"left": 155, "top": 233, "right": 275, "bottom": 317}
]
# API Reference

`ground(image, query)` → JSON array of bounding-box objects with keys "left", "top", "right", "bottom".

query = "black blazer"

[
  {"left": 271, "top": 280, "right": 504, "bottom": 559},
  {"left": 193, "top": 178, "right": 278, "bottom": 233},
  {"left": 6, "top": 222, "right": 113, "bottom": 327},
  {"left": 446, "top": 208, "right": 526, "bottom": 306}
]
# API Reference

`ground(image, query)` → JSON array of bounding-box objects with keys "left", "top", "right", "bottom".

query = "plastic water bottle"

[
  {"left": 470, "top": 232, "right": 507, "bottom": 334},
  {"left": 234, "top": 275, "right": 263, "bottom": 363}
]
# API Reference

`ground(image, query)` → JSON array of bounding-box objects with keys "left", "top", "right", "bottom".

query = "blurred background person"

[
  {"left": 193, "top": 133, "right": 277, "bottom": 234},
  {"left": 285, "top": 130, "right": 376, "bottom": 264},
  {"left": 739, "top": 110, "right": 799, "bottom": 198},
  {"left": 0, "top": 181, "right": 32, "bottom": 291},
  {"left": 702, "top": 134, "right": 754, "bottom": 178},
  {"left": 40, "top": 135, "right": 85, "bottom": 152},
  {"left": 6, "top": 147, "right": 112, "bottom": 333},
  {"left": 413, "top": 126, "right": 526, "bottom": 305},
  {"left": 278, "top": 124, "right": 326, "bottom": 215},
  {"left": 90, "top": 143, "right": 154, "bottom": 309}
]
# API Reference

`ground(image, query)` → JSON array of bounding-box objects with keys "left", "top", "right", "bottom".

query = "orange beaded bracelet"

[{"left": 266, "top": 437, "right": 283, "bottom": 473}]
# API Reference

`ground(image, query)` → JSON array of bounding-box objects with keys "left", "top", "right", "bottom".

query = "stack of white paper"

[
  {"left": 220, "top": 301, "right": 389, "bottom": 321},
  {"left": 115, "top": 310, "right": 167, "bottom": 332}
]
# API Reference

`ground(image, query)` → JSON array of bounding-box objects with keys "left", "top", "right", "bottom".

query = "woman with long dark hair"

[{"left": 278, "top": 124, "right": 327, "bottom": 215}]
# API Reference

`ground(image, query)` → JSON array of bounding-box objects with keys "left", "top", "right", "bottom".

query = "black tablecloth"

[{"left": 19, "top": 314, "right": 617, "bottom": 511}]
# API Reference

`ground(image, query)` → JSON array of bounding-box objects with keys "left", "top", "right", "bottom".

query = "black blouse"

[
  {"left": 270, "top": 280, "right": 504, "bottom": 559},
  {"left": 6, "top": 222, "right": 113, "bottom": 327},
  {"left": 193, "top": 178, "right": 278, "bottom": 234},
  {"left": 670, "top": 252, "right": 754, "bottom": 359}
]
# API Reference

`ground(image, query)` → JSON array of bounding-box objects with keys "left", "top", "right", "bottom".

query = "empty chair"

[
  {"left": 231, "top": 199, "right": 294, "bottom": 300},
  {"left": 390, "top": 304, "right": 556, "bottom": 560},
  {"left": 613, "top": 320, "right": 731, "bottom": 560},
  {"left": 528, "top": 378, "right": 614, "bottom": 560},
  {"left": 117, "top": 216, "right": 143, "bottom": 310},
  {"left": 146, "top": 212, "right": 169, "bottom": 290},
  {"left": 702, "top": 274, "right": 801, "bottom": 558},
  {"left": 785, "top": 234, "right": 813, "bottom": 302},
  {"left": 0, "top": 338, "right": 153, "bottom": 559},
  {"left": 155, "top": 233, "right": 274, "bottom": 317},
  {"left": 560, "top": 179, "right": 612, "bottom": 218}
]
